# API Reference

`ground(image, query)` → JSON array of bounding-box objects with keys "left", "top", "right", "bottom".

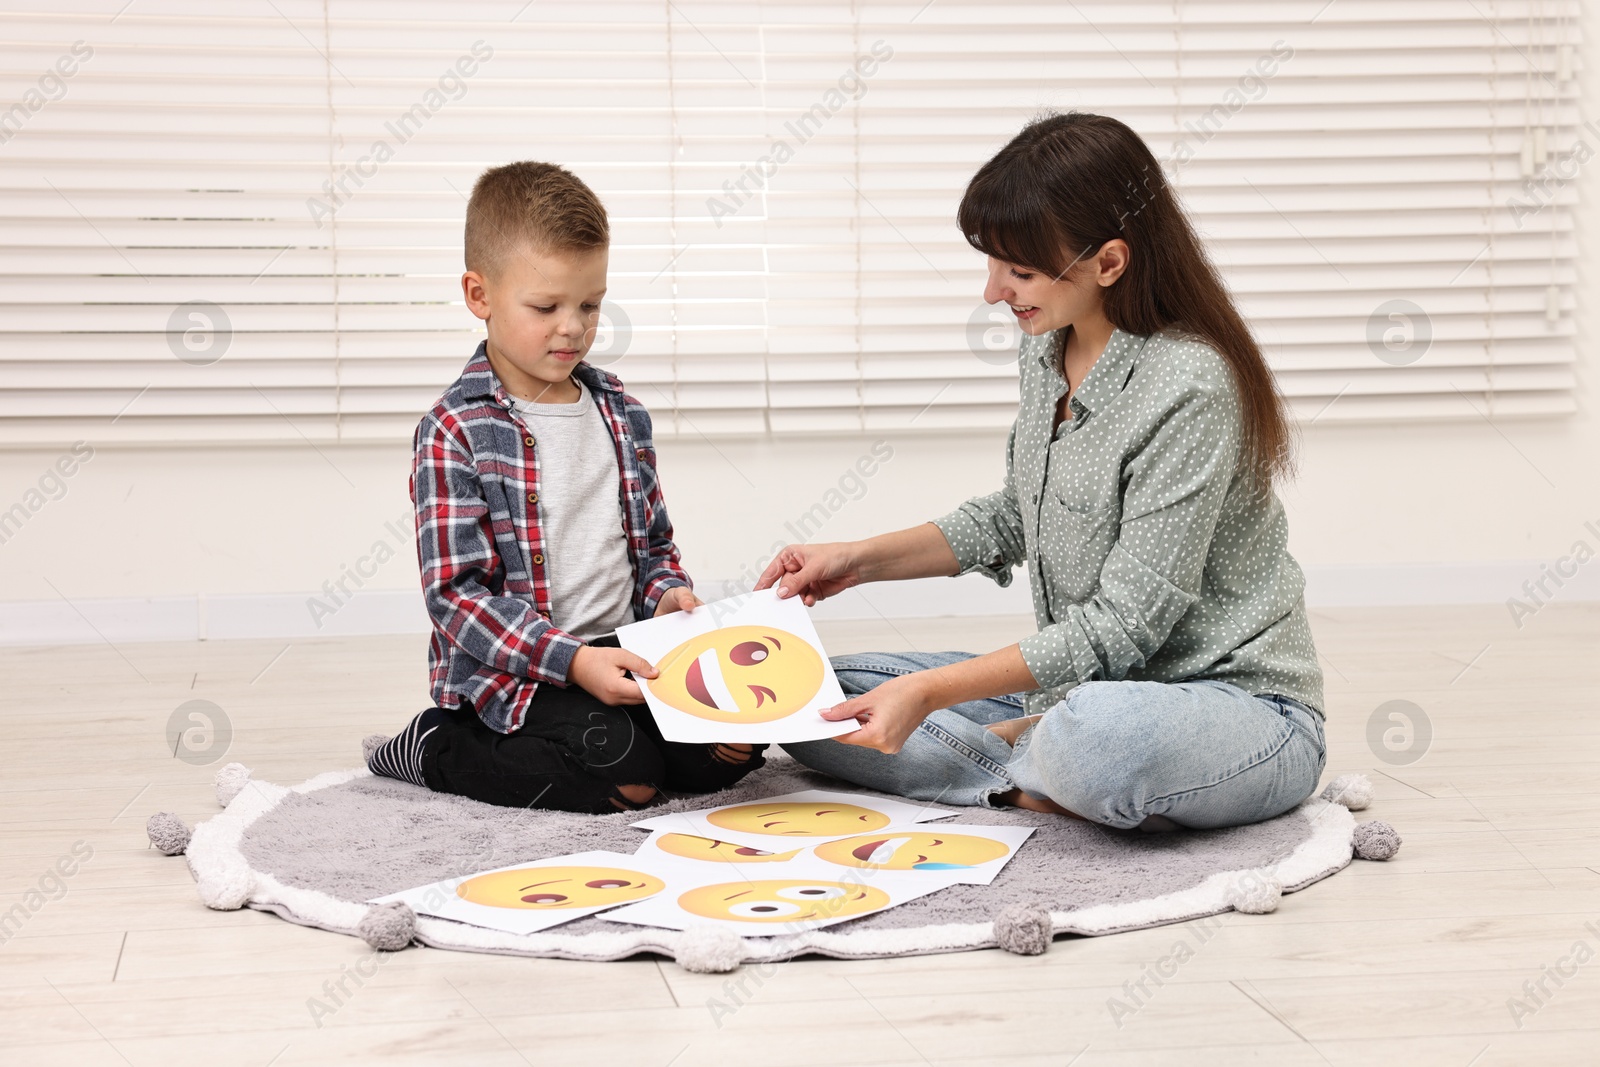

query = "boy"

[{"left": 367, "top": 161, "right": 765, "bottom": 813}]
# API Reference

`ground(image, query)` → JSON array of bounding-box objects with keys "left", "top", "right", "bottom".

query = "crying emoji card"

[
  {"left": 808, "top": 824, "right": 1038, "bottom": 885},
  {"left": 615, "top": 588, "right": 857, "bottom": 744}
]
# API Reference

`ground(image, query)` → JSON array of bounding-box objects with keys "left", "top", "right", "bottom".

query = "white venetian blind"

[{"left": 0, "top": 0, "right": 1581, "bottom": 444}]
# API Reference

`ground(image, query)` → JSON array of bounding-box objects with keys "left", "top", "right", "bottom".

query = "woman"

[{"left": 758, "top": 112, "right": 1325, "bottom": 831}]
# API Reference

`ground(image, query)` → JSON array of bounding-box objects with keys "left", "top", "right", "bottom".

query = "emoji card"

[
  {"left": 803, "top": 824, "right": 1036, "bottom": 886},
  {"left": 615, "top": 587, "right": 857, "bottom": 743},
  {"left": 629, "top": 788, "right": 957, "bottom": 852},
  {"left": 598, "top": 864, "right": 958, "bottom": 936},
  {"left": 369, "top": 850, "right": 673, "bottom": 935},
  {"left": 634, "top": 831, "right": 809, "bottom": 869},
  {"left": 633, "top": 823, "right": 1034, "bottom": 886}
]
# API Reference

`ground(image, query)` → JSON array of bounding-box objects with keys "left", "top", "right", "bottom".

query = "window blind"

[{"left": 0, "top": 0, "right": 1580, "bottom": 444}]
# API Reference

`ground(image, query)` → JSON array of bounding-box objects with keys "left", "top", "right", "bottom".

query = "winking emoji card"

[{"left": 615, "top": 587, "right": 857, "bottom": 743}]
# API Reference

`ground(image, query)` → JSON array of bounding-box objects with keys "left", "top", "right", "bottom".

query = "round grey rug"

[{"left": 178, "top": 752, "right": 1358, "bottom": 967}]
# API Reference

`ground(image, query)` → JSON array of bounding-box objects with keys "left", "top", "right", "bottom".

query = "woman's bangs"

[{"left": 958, "top": 185, "right": 1066, "bottom": 277}]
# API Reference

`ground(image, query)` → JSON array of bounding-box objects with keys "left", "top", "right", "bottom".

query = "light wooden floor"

[{"left": 3, "top": 603, "right": 1599, "bottom": 1066}]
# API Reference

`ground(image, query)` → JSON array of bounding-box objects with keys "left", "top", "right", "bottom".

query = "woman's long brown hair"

[{"left": 958, "top": 111, "right": 1294, "bottom": 488}]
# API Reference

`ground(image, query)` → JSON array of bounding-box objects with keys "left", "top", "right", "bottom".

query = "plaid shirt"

[{"left": 411, "top": 342, "right": 691, "bottom": 734}]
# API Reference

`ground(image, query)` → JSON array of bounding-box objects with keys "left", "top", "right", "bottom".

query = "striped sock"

[{"left": 367, "top": 707, "right": 445, "bottom": 788}]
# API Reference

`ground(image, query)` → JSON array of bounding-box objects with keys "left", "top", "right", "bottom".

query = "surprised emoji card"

[{"left": 616, "top": 588, "right": 857, "bottom": 743}]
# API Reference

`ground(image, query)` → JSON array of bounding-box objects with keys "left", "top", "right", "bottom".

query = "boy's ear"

[{"left": 462, "top": 271, "right": 492, "bottom": 321}]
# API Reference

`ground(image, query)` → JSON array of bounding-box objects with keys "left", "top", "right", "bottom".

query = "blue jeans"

[{"left": 781, "top": 651, "right": 1327, "bottom": 830}]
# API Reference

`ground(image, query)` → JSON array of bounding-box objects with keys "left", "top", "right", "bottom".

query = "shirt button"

[
  {"left": 532, "top": 553, "right": 544, "bottom": 565},
  {"left": 635, "top": 448, "right": 648, "bottom": 460},
  {"left": 527, "top": 492, "right": 538, "bottom": 504},
  {"left": 524, "top": 436, "right": 535, "bottom": 447}
]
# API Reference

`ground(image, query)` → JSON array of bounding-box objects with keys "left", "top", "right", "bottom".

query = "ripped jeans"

[{"left": 780, "top": 651, "right": 1326, "bottom": 830}]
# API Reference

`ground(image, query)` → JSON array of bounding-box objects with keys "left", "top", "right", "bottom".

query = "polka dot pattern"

[{"left": 932, "top": 326, "right": 1325, "bottom": 717}]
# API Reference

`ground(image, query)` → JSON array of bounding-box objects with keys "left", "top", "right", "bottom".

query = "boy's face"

[{"left": 462, "top": 243, "right": 608, "bottom": 399}]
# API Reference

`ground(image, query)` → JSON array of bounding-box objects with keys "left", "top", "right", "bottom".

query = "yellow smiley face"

[
  {"left": 679, "top": 879, "right": 892, "bottom": 924},
  {"left": 705, "top": 801, "right": 892, "bottom": 838},
  {"left": 654, "top": 833, "right": 803, "bottom": 864},
  {"left": 649, "top": 626, "right": 824, "bottom": 723},
  {"left": 455, "top": 866, "right": 665, "bottom": 910},
  {"left": 812, "top": 832, "right": 1011, "bottom": 871}
]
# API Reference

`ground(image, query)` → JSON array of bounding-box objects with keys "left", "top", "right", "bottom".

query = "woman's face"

[{"left": 981, "top": 242, "right": 1127, "bottom": 336}]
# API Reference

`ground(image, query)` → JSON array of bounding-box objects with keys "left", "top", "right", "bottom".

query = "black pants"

[{"left": 420, "top": 636, "right": 766, "bottom": 815}]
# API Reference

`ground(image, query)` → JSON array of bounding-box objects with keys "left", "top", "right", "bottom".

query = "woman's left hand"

[{"left": 819, "top": 674, "right": 933, "bottom": 754}]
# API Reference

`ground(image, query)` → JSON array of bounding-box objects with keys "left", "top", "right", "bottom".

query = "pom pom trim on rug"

[
  {"left": 358, "top": 902, "right": 417, "bottom": 951},
  {"left": 993, "top": 902, "right": 1053, "bottom": 955},
  {"left": 675, "top": 926, "right": 747, "bottom": 973},
  {"left": 214, "top": 762, "right": 252, "bottom": 807},
  {"left": 1352, "top": 820, "right": 1403, "bottom": 861},
  {"left": 197, "top": 856, "right": 254, "bottom": 910},
  {"left": 175, "top": 765, "right": 1361, "bottom": 969},
  {"left": 1320, "top": 773, "right": 1373, "bottom": 811},
  {"left": 1224, "top": 872, "right": 1282, "bottom": 914},
  {"left": 146, "top": 812, "right": 192, "bottom": 855}
]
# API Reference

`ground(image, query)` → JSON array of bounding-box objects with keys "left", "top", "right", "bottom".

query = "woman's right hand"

[{"left": 754, "top": 542, "right": 863, "bottom": 606}]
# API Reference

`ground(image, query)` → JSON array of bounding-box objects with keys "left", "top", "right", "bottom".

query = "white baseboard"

[
  {"left": 1300, "top": 561, "right": 1600, "bottom": 607},
  {"left": 0, "top": 590, "right": 435, "bottom": 647},
  {"left": 5, "top": 562, "right": 1594, "bottom": 646}
]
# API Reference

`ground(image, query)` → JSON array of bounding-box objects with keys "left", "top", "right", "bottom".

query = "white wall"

[
  {"left": 4, "top": 359, "right": 1596, "bottom": 644},
  {"left": 4, "top": 11, "right": 1598, "bottom": 642}
]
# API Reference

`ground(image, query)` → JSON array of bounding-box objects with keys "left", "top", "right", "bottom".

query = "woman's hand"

[
  {"left": 822, "top": 645, "right": 1039, "bottom": 755},
  {"left": 818, "top": 673, "right": 934, "bottom": 754},
  {"left": 756, "top": 526, "right": 960, "bottom": 606},
  {"left": 754, "top": 542, "right": 862, "bottom": 606},
  {"left": 653, "top": 585, "right": 703, "bottom": 617},
  {"left": 569, "top": 646, "right": 657, "bottom": 706}
]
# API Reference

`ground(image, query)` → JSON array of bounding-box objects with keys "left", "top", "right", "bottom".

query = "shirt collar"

[
  {"left": 449, "top": 340, "right": 625, "bottom": 406},
  {"left": 1037, "top": 326, "right": 1148, "bottom": 417}
]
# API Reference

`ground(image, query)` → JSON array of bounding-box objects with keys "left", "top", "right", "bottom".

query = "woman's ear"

[{"left": 1094, "top": 239, "right": 1131, "bottom": 287}]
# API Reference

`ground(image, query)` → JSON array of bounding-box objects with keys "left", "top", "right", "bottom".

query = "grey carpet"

[{"left": 239, "top": 751, "right": 1314, "bottom": 937}]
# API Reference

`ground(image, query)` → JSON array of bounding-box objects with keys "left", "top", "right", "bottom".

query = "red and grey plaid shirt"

[{"left": 411, "top": 343, "right": 691, "bottom": 734}]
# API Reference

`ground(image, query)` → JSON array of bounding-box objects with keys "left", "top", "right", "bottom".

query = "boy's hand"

[
  {"left": 654, "top": 585, "right": 703, "bottom": 617},
  {"left": 569, "top": 646, "right": 658, "bottom": 706}
]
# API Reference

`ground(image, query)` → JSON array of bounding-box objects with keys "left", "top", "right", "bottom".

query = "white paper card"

[
  {"left": 633, "top": 828, "right": 813, "bottom": 869},
  {"left": 599, "top": 859, "right": 959, "bottom": 936},
  {"left": 369, "top": 850, "right": 673, "bottom": 935},
  {"left": 630, "top": 788, "right": 957, "bottom": 851},
  {"left": 798, "top": 822, "right": 1037, "bottom": 886},
  {"left": 615, "top": 588, "right": 857, "bottom": 743},
  {"left": 633, "top": 822, "right": 1033, "bottom": 886}
]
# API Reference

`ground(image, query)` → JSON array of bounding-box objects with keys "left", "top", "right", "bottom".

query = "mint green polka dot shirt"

[{"left": 933, "top": 327, "right": 1325, "bottom": 717}]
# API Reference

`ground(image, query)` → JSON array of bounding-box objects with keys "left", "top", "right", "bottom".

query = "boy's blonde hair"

[{"left": 464, "top": 161, "right": 608, "bottom": 277}]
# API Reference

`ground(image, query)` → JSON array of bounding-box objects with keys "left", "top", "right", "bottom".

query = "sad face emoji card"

[
  {"left": 630, "top": 789, "right": 958, "bottom": 852},
  {"left": 369, "top": 851, "right": 675, "bottom": 935},
  {"left": 616, "top": 588, "right": 856, "bottom": 743},
  {"left": 453, "top": 866, "right": 665, "bottom": 910}
]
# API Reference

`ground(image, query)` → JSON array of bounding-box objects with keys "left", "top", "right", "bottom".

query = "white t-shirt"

[{"left": 510, "top": 378, "right": 635, "bottom": 641}]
